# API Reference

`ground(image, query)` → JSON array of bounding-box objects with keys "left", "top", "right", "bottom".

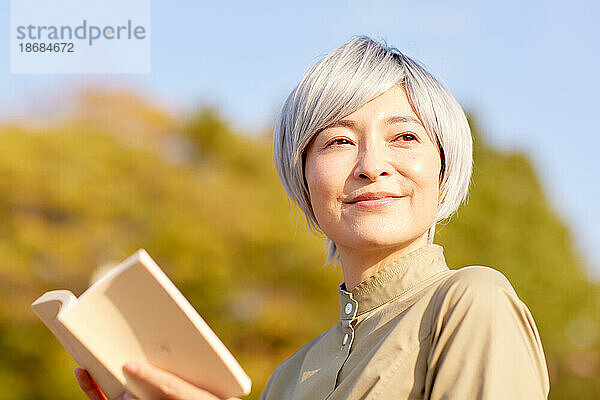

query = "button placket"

[
  {"left": 339, "top": 290, "right": 358, "bottom": 349},
  {"left": 339, "top": 319, "right": 355, "bottom": 349},
  {"left": 331, "top": 285, "right": 361, "bottom": 395}
]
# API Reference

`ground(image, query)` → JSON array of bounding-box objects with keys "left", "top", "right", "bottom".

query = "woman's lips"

[{"left": 346, "top": 196, "right": 404, "bottom": 210}]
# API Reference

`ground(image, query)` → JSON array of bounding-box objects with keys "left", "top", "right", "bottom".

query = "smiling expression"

[{"left": 304, "top": 85, "right": 442, "bottom": 254}]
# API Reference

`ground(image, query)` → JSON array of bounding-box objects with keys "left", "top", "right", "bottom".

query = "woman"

[{"left": 76, "top": 36, "right": 550, "bottom": 399}]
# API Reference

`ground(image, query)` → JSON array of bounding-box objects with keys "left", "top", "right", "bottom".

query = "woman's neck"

[{"left": 338, "top": 234, "right": 429, "bottom": 291}]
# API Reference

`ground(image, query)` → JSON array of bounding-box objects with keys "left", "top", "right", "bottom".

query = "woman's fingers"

[
  {"left": 123, "top": 362, "right": 228, "bottom": 400},
  {"left": 74, "top": 368, "right": 108, "bottom": 400},
  {"left": 74, "top": 363, "right": 241, "bottom": 400}
]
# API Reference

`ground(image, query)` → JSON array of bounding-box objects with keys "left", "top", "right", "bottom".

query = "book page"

[{"left": 61, "top": 252, "right": 250, "bottom": 399}]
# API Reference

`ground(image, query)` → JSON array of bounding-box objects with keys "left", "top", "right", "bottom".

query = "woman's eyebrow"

[
  {"left": 325, "top": 115, "right": 423, "bottom": 130},
  {"left": 386, "top": 115, "right": 423, "bottom": 126},
  {"left": 325, "top": 119, "right": 356, "bottom": 130}
]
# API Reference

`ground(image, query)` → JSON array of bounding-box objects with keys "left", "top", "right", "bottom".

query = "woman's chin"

[{"left": 337, "top": 230, "right": 426, "bottom": 252}]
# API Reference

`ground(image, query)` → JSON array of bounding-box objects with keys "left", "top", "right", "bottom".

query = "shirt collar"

[{"left": 338, "top": 244, "right": 449, "bottom": 319}]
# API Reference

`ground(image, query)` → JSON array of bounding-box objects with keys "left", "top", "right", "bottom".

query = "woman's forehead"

[{"left": 322, "top": 86, "right": 424, "bottom": 130}]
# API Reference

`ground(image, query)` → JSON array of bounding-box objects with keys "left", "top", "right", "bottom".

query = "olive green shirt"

[{"left": 259, "top": 244, "right": 550, "bottom": 399}]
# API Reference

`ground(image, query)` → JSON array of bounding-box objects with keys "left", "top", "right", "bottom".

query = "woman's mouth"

[
  {"left": 345, "top": 192, "right": 404, "bottom": 210},
  {"left": 348, "top": 197, "right": 403, "bottom": 210}
]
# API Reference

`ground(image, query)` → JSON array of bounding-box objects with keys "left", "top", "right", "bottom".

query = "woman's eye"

[
  {"left": 394, "top": 133, "right": 418, "bottom": 142},
  {"left": 326, "top": 138, "right": 353, "bottom": 147}
]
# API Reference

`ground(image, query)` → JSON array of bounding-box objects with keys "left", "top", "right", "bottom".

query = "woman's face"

[{"left": 304, "top": 85, "right": 441, "bottom": 254}]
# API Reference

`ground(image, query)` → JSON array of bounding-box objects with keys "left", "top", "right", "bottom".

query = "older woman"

[{"left": 76, "top": 36, "right": 550, "bottom": 399}]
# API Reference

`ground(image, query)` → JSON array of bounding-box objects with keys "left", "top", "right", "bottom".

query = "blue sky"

[{"left": 1, "top": 1, "right": 599, "bottom": 277}]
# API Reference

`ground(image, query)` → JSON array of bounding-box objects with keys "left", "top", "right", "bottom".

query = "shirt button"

[
  {"left": 344, "top": 303, "right": 353, "bottom": 314},
  {"left": 342, "top": 333, "right": 349, "bottom": 346}
]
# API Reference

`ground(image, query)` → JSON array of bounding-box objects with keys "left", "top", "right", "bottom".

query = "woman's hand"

[{"left": 74, "top": 363, "right": 242, "bottom": 400}]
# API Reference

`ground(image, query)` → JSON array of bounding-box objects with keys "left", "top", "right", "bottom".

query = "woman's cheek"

[
  {"left": 409, "top": 152, "right": 441, "bottom": 190},
  {"left": 306, "top": 168, "right": 330, "bottom": 222},
  {"left": 308, "top": 170, "right": 344, "bottom": 231},
  {"left": 419, "top": 159, "right": 442, "bottom": 219}
]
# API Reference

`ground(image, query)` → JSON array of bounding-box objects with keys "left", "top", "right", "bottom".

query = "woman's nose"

[{"left": 353, "top": 144, "right": 392, "bottom": 181}]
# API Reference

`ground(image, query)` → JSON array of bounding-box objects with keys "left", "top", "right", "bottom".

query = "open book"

[{"left": 31, "top": 249, "right": 252, "bottom": 399}]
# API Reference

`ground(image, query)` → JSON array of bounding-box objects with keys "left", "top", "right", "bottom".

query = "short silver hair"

[{"left": 273, "top": 36, "right": 473, "bottom": 264}]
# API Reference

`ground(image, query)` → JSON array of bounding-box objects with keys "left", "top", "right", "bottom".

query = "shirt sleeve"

[
  {"left": 425, "top": 266, "right": 550, "bottom": 400},
  {"left": 259, "top": 359, "right": 298, "bottom": 400},
  {"left": 258, "top": 367, "right": 279, "bottom": 400}
]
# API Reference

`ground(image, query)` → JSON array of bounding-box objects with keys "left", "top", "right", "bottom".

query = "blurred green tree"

[{"left": 0, "top": 90, "right": 597, "bottom": 399}]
